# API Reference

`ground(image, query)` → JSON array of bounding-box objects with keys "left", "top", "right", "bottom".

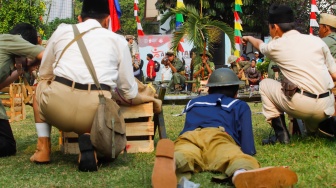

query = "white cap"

[{"left": 254, "top": 51, "right": 259, "bottom": 54}]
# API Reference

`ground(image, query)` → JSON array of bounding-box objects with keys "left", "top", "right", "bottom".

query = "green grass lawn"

[{"left": 0, "top": 103, "right": 335, "bottom": 187}]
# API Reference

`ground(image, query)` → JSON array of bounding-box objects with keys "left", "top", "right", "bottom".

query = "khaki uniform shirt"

[
  {"left": 230, "top": 61, "right": 251, "bottom": 75},
  {"left": 260, "top": 30, "right": 336, "bottom": 94},
  {"left": 193, "top": 61, "right": 215, "bottom": 79},
  {"left": 0, "top": 34, "right": 43, "bottom": 120},
  {"left": 322, "top": 32, "right": 336, "bottom": 59},
  {"left": 172, "top": 58, "right": 185, "bottom": 73}
]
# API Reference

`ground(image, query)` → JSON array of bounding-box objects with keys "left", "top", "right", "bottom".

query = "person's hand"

[{"left": 242, "top": 36, "right": 249, "bottom": 45}]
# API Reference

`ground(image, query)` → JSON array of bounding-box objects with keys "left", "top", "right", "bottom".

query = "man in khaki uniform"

[
  {"left": 243, "top": 4, "right": 336, "bottom": 144},
  {"left": 228, "top": 55, "right": 250, "bottom": 80},
  {"left": 319, "top": 13, "right": 336, "bottom": 59}
]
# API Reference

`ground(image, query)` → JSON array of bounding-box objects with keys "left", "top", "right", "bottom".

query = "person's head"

[
  {"left": 126, "top": 35, "right": 135, "bottom": 43},
  {"left": 190, "top": 48, "right": 197, "bottom": 59},
  {"left": 318, "top": 13, "right": 336, "bottom": 38},
  {"left": 200, "top": 51, "right": 211, "bottom": 61},
  {"left": 206, "top": 68, "right": 240, "bottom": 97},
  {"left": 147, "top": 53, "right": 153, "bottom": 60},
  {"left": 227, "top": 55, "right": 238, "bottom": 65},
  {"left": 251, "top": 59, "right": 256, "bottom": 68},
  {"left": 9, "top": 23, "right": 38, "bottom": 45},
  {"left": 254, "top": 51, "right": 259, "bottom": 58},
  {"left": 166, "top": 50, "right": 175, "bottom": 61},
  {"left": 268, "top": 4, "right": 295, "bottom": 38},
  {"left": 79, "top": 0, "right": 110, "bottom": 28}
]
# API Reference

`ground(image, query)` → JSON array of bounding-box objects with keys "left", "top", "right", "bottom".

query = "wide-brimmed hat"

[
  {"left": 166, "top": 50, "right": 175, "bottom": 56},
  {"left": 319, "top": 13, "right": 336, "bottom": 28},
  {"left": 200, "top": 51, "right": 212, "bottom": 58},
  {"left": 227, "top": 55, "right": 238, "bottom": 64}
]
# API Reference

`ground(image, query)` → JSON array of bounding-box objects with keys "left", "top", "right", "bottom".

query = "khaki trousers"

[
  {"left": 36, "top": 80, "right": 111, "bottom": 134},
  {"left": 174, "top": 127, "right": 260, "bottom": 178},
  {"left": 259, "top": 79, "right": 335, "bottom": 133}
]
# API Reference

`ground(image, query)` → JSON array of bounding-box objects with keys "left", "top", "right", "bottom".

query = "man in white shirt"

[
  {"left": 161, "top": 58, "right": 172, "bottom": 81},
  {"left": 30, "top": 0, "right": 138, "bottom": 171}
]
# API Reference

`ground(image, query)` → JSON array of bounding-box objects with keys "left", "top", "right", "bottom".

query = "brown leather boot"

[{"left": 30, "top": 137, "right": 51, "bottom": 164}]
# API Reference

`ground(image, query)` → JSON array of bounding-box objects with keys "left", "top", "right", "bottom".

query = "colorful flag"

[
  {"left": 176, "top": 0, "right": 185, "bottom": 29},
  {"left": 108, "top": 0, "right": 121, "bottom": 32},
  {"left": 134, "top": 0, "right": 145, "bottom": 36},
  {"left": 309, "top": 0, "right": 319, "bottom": 34},
  {"left": 234, "top": 0, "right": 243, "bottom": 57}
]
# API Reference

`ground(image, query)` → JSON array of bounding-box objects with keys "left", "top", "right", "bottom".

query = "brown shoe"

[
  {"left": 232, "top": 166, "right": 298, "bottom": 188},
  {"left": 152, "top": 139, "right": 177, "bottom": 188},
  {"left": 30, "top": 137, "right": 51, "bottom": 164}
]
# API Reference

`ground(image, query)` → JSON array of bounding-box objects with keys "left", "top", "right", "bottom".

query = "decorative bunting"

[
  {"left": 234, "top": 0, "right": 243, "bottom": 57},
  {"left": 176, "top": 0, "right": 185, "bottom": 29},
  {"left": 309, "top": 0, "right": 320, "bottom": 34},
  {"left": 134, "top": 0, "right": 144, "bottom": 36}
]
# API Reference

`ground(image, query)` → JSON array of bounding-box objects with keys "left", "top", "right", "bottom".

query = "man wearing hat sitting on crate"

[
  {"left": 30, "top": 0, "right": 161, "bottom": 172},
  {"left": 192, "top": 51, "right": 215, "bottom": 92},
  {"left": 0, "top": 23, "right": 44, "bottom": 157},
  {"left": 164, "top": 50, "right": 186, "bottom": 93},
  {"left": 242, "top": 4, "right": 336, "bottom": 144}
]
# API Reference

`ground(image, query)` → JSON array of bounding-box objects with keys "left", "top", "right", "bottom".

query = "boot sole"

[
  {"left": 152, "top": 139, "right": 177, "bottom": 188},
  {"left": 78, "top": 134, "right": 97, "bottom": 172},
  {"left": 233, "top": 166, "right": 298, "bottom": 188}
]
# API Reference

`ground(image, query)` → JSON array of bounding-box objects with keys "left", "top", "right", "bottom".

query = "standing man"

[
  {"left": 126, "top": 35, "right": 139, "bottom": 58},
  {"left": 243, "top": 4, "right": 336, "bottom": 144},
  {"left": 165, "top": 50, "right": 186, "bottom": 92},
  {"left": 0, "top": 23, "right": 44, "bottom": 157},
  {"left": 254, "top": 51, "right": 263, "bottom": 64},
  {"left": 30, "top": 0, "right": 139, "bottom": 171},
  {"left": 318, "top": 13, "right": 336, "bottom": 59},
  {"left": 146, "top": 53, "right": 156, "bottom": 82}
]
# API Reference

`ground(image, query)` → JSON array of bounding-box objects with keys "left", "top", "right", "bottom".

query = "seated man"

[
  {"left": 193, "top": 51, "right": 215, "bottom": 92},
  {"left": 245, "top": 59, "right": 261, "bottom": 86},
  {"left": 0, "top": 23, "right": 44, "bottom": 157},
  {"left": 165, "top": 50, "right": 186, "bottom": 92},
  {"left": 228, "top": 55, "right": 250, "bottom": 81},
  {"left": 152, "top": 68, "right": 298, "bottom": 187},
  {"left": 30, "top": 0, "right": 161, "bottom": 172}
]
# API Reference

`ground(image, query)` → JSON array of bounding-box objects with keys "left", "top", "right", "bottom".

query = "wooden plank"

[
  {"left": 126, "top": 122, "right": 154, "bottom": 136},
  {"left": 120, "top": 102, "right": 153, "bottom": 119},
  {"left": 63, "top": 132, "right": 78, "bottom": 138},
  {"left": 126, "top": 140, "right": 154, "bottom": 153},
  {"left": 62, "top": 142, "right": 80, "bottom": 154}
]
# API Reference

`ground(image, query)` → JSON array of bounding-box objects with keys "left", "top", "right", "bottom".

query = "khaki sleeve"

[{"left": 323, "top": 45, "right": 336, "bottom": 74}]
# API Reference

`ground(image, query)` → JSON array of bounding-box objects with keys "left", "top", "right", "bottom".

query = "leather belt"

[
  {"left": 296, "top": 89, "right": 330, "bottom": 99},
  {"left": 54, "top": 76, "right": 111, "bottom": 91}
]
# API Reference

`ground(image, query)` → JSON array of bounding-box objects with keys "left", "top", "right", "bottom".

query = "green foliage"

[
  {"left": 42, "top": 18, "right": 77, "bottom": 39},
  {"left": 119, "top": 0, "right": 146, "bottom": 36},
  {"left": 256, "top": 60, "right": 269, "bottom": 74},
  {"left": 160, "top": 5, "right": 235, "bottom": 66},
  {"left": 0, "top": 0, "right": 45, "bottom": 33}
]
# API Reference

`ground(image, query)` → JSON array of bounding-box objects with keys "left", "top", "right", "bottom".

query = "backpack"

[{"left": 154, "top": 61, "right": 160, "bottom": 72}]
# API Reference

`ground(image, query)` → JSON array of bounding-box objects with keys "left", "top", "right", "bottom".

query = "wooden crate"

[
  {"left": 2, "top": 83, "right": 26, "bottom": 123},
  {"left": 59, "top": 102, "right": 154, "bottom": 154},
  {"left": 59, "top": 132, "right": 80, "bottom": 154}
]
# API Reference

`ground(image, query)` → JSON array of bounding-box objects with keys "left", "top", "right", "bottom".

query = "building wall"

[{"left": 44, "top": 0, "right": 73, "bottom": 22}]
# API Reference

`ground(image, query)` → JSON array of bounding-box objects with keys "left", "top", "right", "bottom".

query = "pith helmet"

[
  {"left": 206, "top": 68, "right": 240, "bottom": 87},
  {"left": 200, "top": 51, "right": 212, "bottom": 58},
  {"left": 227, "top": 55, "right": 238, "bottom": 64}
]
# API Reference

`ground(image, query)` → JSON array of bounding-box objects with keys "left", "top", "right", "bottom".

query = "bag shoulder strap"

[
  {"left": 54, "top": 25, "right": 100, "bottom": 69},
  {"left": 72, "top": 24, "right": 101, "bottom": 90}
]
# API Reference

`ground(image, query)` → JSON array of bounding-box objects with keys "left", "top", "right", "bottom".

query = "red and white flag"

[
  {"left": 134, "top": 0, "right": 145, "bottom": 36},
  {"left": 309, "top": 0, "right": 320, "bottom": 34}
]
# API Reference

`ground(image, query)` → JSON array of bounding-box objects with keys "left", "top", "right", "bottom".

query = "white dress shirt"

[{"left": 40, "top": 19, "right": 138, "bottom": 99}]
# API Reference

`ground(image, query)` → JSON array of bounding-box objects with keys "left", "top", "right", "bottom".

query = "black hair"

[
  {"left": 9, "top": 23, "right": 38, "bottom": 45},
  {"left": 81, "top": 13, "right": 109, "bottom": 23},
  {"left": 208, "top": 85, "right": 239, "bottom": 98},
  {"left": 270, "top": 22, "right": 296, "bottom": 33}
]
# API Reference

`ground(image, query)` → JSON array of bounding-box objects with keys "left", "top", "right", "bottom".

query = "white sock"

[
  {"left": 233, "top": 169, "right": 247, "bottom": 177},
  {"left": 35, "top": 123, "right": 51, "bottom": 137}
]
